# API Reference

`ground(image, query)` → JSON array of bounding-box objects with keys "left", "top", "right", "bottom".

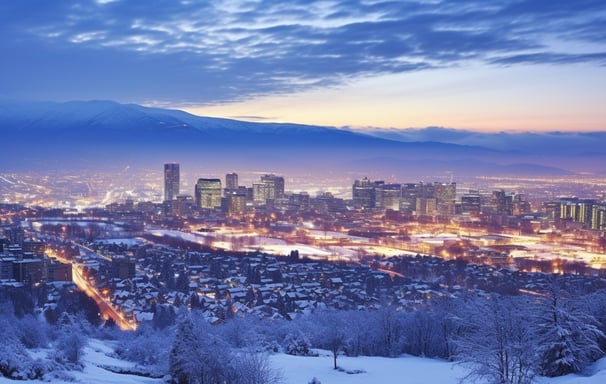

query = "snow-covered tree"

[
  {"left": 53, "top": 325, "right": 86, "bottom": 369},
  {"left": 536, "top": 284, "right": 605, "bottom": 377},
  {"left": 170, "top": 316, "right": 233, "bottom": 384},
  {"left": 451, "top": 294, "right": 538, "bottom": 384},
  {"left": 283, "top": 330, "right": 313, "bottom": 356},
  {"left": 230, "top": 351, "right": 283, "bottom": 384},
  {"left": 115, "top": 323, "right": 173, "bottom": 374},
  {"left": 403, "top": 309, "right": 447, "bottom": 358},
  {"left": 169, "top": 317, "right": 203, "bottom": 384},
  {"left": 375, "top": 306, "right": 405, "bottom": 357}
]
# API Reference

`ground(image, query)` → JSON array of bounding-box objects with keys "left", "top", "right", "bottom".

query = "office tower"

[
  {"left": 164, "top": 163, "right": 180, "bottom": 201},
  {"left": 559, "top": 198, "right": 595, "bottom": 224},
  {"left": 592, "top": 204, "right": 606, "bottom": 231},
  {"left": 492, "top": 190, "right": 514, "bottom": 215},
  {"left": 435, "top": 182, "right": 456, "bottom": 218},
  {"left": 226, "top": 190, "right": 247, "bottom": 215},
  {"left": 195, "top": 178, "right": 222, "bottom": 209},
  {"left": 352, "top": 177, "right": 374, "bottom": 208},
  {"left": 352, "top": 177, "right": 383, "bottom": 209},
  {"left": 461, "top": 194, "right": 482, "bottom": 214},
  {"left": 400, "top": 183, "right": 421, "bottom": 213},
  {"left": 261, "top": 174, "right": 285, "bottom": 199},
  {"left": 226, "top": 173, "right": 238, "bottom": 191},
  {"left": 376, "top": 183, "right": 402, "bottom": 211},
  {"left": 253, "top": 183, "right": 269, "bottom": 206}
]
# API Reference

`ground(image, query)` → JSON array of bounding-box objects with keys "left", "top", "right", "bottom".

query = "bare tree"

[
  {"left": 231, "top": 351, "right": 283, "bottom": 384},
  {"left": 451, "top": 294, "right": 538, "bottom": 384}
]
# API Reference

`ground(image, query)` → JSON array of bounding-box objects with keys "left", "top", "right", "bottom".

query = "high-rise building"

[
  {"left": 261, "top": 174, "right": 285, "bottom": 200},
  {"left": 400, "top": 183, "right": 421, "bottom": 213},
  {"left": 252, "top": 175, "right": 285, "bottom": 206},
  {"left": 592, "top": 204, "right": 606, "bottom": 231},
  {"left": 195, "top": 178, "right": 222, "bottom": 209},
  {"left": 352, "top": 177, "right": 379, "bottom": 209},
  {"left": 416, "top": 197, "right": 437, "bottom": 215},
  {"left": 253, "top": 183, "right": 269, "bottom": 206},
  {"left": 226, "top": 173, "right": 238, "bottom": 191},
  {"left": 558, "top": 198, "right": 595, "bottom": 225},
  {"left": 226, "top": 190, "right": 247, "bottom": 215},
  {"left": 461, "top": 194, "right": 482, "bottom": 215},
  {"left": 376, "top": 184, "right": 402, "bottom": 211},
  {"left": 435, "top": 182, "right": 456, "bottom": 218},
  {"left": 164, "top": 163, "right": 180, "bottom": 202}
]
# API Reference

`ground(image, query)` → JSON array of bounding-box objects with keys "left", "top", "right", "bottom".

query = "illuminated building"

[
  {"left": 559, "top": 198, "right": 595, "bottom": 223},
  {"left": 400, "top": 183, "right": 421, "bottom": 213},
  {"left": 288, "top": 192, "right": 311, "bottom": 212},
  {"left": 164, "top": 163, "right": 180, "bottom": 201},
  {"left": 172, "top": 194, "right": 195, "bottom": 217},
  {"left": 416, "top": 197, "right": 437, "bottom": 215},
  {"left": 353, "top": 177, "right": 382, "bottom": 209},
  {"left": 311, "top": 192, "right": 346, "bottom": 213},
  {"left": 226, "top": 190, "right": 247, "bottom": 215},
  {"left": 261, "top": 174, "right": 285, "bottom": 199},
  {"left": 435, "top": 182, "right": 456, "bottom": 218},
  {"left": 252, "top": 174, "right": 285, "bottom": 206},
  {"left": 492, "top": 190, "right": 514, "bottom": 215},
  {"left": 592, "top": 204, "right": 606, "bottom": 231},
  {"left": 253, "top": 183, "right": 269, "bottom": 206},
  {"left": 195, "top": 178, "right": 222, "bottom": 209},
  {"left": 226, "top": 172, "right": 238, "bottom": 191},
  {"left": 461, "top": 193, "right": 481, "bottom": 215},
  {"left": 376, "top": 184, "right": 402, "bottom": 211}
]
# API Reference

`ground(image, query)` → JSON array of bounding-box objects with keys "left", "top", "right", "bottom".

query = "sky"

[{"left": 1, "top": 0, "right": 605, "bottom": 132}]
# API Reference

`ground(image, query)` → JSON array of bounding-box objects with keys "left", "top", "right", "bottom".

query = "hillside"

[{"left": 0, "top": 100, "right": 580, "bottom": 177}]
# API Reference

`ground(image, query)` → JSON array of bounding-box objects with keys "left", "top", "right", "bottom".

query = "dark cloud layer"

[{"left": 1, "top": 0, "right": 604, "bottom": 104}]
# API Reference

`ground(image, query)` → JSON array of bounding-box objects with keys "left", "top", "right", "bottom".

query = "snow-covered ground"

[
  {"left": 271, "top": 350, "right": 467, "bottom": 383},
  {"left": 3, "top": 340, "right": 605, "bottom": 384},
  {"left": 0, "top": 339, "right": 162, "bottom": 384}
]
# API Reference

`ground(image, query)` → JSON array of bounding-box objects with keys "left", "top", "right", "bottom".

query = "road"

[
  {"left": 46, "top": 245, "right": 137, "bottom": 331},
  {"left": 71, "top": 263, "right": 136, "bottom": 331}
]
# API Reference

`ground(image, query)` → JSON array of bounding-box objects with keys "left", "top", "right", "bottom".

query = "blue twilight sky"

[{"left": 1, "top": 0, "right": 605, "bottom": 131}]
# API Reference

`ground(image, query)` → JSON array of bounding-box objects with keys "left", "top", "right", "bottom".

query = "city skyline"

[{"left": 1, "top": 1, "right": 604, "bottom": 132}]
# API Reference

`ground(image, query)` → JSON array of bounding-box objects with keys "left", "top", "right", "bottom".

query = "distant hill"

[{"left": 0, "top": 100, "right": 592, "bottom": 177}]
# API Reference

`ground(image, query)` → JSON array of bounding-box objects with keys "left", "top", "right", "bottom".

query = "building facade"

[
  {"left": 195, "top": 178, "right": 222, "bottom": 209},
  {"left": 164, "top": 163, "right": 180, "bottom": 202}
]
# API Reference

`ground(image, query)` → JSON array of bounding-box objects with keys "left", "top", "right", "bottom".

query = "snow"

[
  {"left": 272, "top": 352, "right": 606, "bottom": 384},
  {"left": 96, "top": 238, "right": 146, "bottom": 246},
  {"left": 0, "top": 339, "right": 162, "bottom": 384},
  {"left": 1, "top": 341, "right": 605, "bottom": 383},
  {"left": 271, "top": 351, "right": 467, "bottom": 384}
]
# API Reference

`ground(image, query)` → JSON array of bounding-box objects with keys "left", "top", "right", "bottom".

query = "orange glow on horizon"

[{"left": 181, "top": 64, "right": 606, "bottom": 133}]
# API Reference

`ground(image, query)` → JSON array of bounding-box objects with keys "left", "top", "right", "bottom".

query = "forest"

[{"left": 1, "top": 275, "right": 605, "bottom": 384}]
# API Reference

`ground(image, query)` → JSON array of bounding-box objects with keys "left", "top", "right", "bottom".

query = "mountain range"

[{"left": 0, "top": 100, "right": 602, "bottom": 178}]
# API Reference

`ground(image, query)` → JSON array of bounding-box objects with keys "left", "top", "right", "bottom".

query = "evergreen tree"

[
  {"left": 169, "top": 317, "right": 202, "bottom": 384},
  {"left": 536, "top": 284, "right": 605, "bottom": 377}
]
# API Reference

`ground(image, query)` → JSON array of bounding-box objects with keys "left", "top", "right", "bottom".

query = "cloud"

[{"left": 1, "top": 0, "right": 605, "bottom": 104}]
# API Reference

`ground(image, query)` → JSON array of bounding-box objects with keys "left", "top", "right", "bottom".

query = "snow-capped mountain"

[{"left": 0, "top": 100, "right": 592, "bottom": 176}]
